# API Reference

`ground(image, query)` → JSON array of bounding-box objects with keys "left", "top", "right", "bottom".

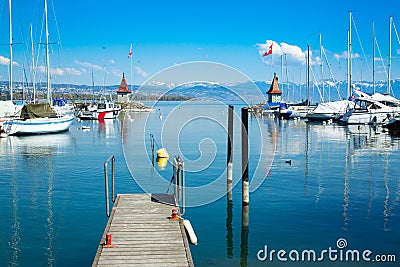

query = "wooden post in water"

[
  {"left": 241, "top": 107, "right": 249, "bottom": 206},
  {"left": 227, "top": 105, "right": 234, "bottom": 201}
]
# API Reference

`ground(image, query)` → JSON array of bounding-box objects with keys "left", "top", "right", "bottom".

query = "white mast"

[
  {"left": 388, "top": 16, "right": 392, "bottom": 95},
  {"left": 30, "top": 23, "right": 36, "bottom": 103},
  {"left": 21, "top": 65, "right": 24, "bottom": 99},
  {"left": 319, "top": 33, "right": 325, "bottom": 101},
  {"left": 372, "top": 20, "right": 375, "bottom": 94},
  {"left": 307, "top": 45, "right": 310, "bottom": 106},
  {"left": 44, "top": 0, "right": 51, "bottom": 104},
  {"left": 348, "top": 11, "right": 352, "bottom": 98},
  {"left": 9, "top": 0, "right": 13, "bottom": 101}
]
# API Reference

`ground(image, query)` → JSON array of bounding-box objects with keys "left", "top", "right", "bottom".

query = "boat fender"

[{"left": 183, "top": 219, "right": 198, "bottom": 245}]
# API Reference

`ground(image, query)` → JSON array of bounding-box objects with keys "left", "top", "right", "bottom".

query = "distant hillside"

[{"left": 1, "top": 79, "right": 399, "bottom": 104}]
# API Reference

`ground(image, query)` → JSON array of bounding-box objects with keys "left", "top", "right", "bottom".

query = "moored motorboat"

[
  {"left": 95, "top": 100, "right": 120, "bottom": 120},
  {"left": 340, "top": 96, "right": 397, "bottom": 125}
]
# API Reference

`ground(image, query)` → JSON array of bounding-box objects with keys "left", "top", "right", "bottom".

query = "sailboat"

[
  {"left": 0, "top": 0, "right": 22, "bottom": 132},
  {"left": 339, "top": 16, "right": 400, "bottom": 125},
  {"left": 3, "top": 0, "right": 74, "bottom": 136},
  {"left": 306, "top": 23, "right": 357, "bottom": 122}
]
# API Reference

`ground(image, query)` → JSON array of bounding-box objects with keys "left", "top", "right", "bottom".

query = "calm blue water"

[{"left": 1, "top": 101, "right": 399, "bottom": 266}]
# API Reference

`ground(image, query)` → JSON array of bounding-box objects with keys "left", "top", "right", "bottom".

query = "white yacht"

[{"left": 340, "top": 96, "right": 398, "bottom": 125}]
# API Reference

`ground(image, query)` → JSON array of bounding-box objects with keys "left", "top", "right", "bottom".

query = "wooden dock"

[{"left": 92, "top": 193, "right": 194, "bottom": 267}]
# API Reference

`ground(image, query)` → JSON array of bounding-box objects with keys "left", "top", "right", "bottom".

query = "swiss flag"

[
  {"left": 263, "top": 44, "right": 273, "bottom": 56},
  {"left": 128, "top": 43, "right": 133, "bottom": 58}
]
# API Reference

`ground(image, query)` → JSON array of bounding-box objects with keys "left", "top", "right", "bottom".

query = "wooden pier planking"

[{"left": 92, "top": 194, "right": 194, "bottom": 267}]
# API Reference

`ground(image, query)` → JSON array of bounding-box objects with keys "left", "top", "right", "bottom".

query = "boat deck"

[{"left": 92, "top": 193, "right": 193, "bottom": 267}]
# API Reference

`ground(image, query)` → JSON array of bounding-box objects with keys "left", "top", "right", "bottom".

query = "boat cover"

[
  {"left": 312, "top": 100, "right": 354, "bottom": 114},
  {"left": 20, "top": 103, "right": 57, "bottom": 119}
]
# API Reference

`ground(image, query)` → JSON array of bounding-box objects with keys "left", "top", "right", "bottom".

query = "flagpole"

[
  {"left": 130, "top": 54, "right": 132, "bottom": 89},
  {"left": 128, "top": 43, "right": 133, "bottom": 90}
]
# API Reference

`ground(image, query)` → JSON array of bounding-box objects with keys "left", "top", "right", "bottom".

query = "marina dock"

[{"left": 92, "top": 193, "right": 194, "bottom": 267}]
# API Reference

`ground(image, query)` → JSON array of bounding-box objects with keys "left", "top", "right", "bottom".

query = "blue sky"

[{"left": 0, "top": 0, "right": 399, "bottom": 86}]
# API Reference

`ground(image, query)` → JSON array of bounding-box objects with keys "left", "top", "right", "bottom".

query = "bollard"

[
  {"left": 102, "top": 233, "right": 115, "bottom": 248},
  {"left": 169, "top": 208, "right": 180, "bottom": 221},
  {"left": 241, "top": 107, "right": 249, "bottom": 206}
]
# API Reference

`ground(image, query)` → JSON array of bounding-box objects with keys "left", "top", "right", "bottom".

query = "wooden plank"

[{"left": 92, "top": 194, "right": 194, "bottom": 267}]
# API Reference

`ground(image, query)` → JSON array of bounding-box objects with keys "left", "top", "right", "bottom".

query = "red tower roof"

[
  {"left": 267, "top": 73, "right": 282, "bottom": 95},
  {"left": 116, "top": 73, "right": 132, "bottom": 94}
]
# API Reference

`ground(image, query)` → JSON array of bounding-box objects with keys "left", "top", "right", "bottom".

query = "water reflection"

[
  {"left": 226, "top": 199, "right": 233, "bottom": 258},
  {"left": 3, "top": 133, "right": 73, "bottom": 266},
  {"left": 98, "top": 119, "right": 120, "bottom": 138},
  {"left": 259, "top": 119, "right": 400, "bottom": 236},
  {"left": 346, "top": 124, "right": 400, "bottom": 156},
  {"left": 10, "top": 158, "right": 20, "bottom": 267},
  {"left": 240, "top": 205, "right": 249, "bottom": 267},
  {"left": 304, "top": 122, "right": 310, "bottom": 196}
]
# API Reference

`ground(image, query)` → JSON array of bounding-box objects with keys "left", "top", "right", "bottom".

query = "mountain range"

[{"left": 1, "top": 79, "right": 399, "bottom": 104}]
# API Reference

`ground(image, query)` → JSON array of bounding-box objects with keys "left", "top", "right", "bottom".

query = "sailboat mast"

[
  {"left": 9, "top": 0, "right": 13, "bottom": 101},
  {"left": 21, "top": 65, "right": 24, "bottom": 100},
  {"left": 388, "top": 15, "right": 392, "bottom": 95},
  {"left": 30, "top": 23, "right": 36, "bottom": 103},
  {"left": 307, "top": 45, "right": 310, "bottom": 106},
  {"left": 348, "top": 11, "right": 352, "bottom": 98},
  {"left": 372, "top": 20, "right": 375, "bottom": 94},
  {"left": 91, "top": 68, "right": 95, "bottom": 104},
  {"left": 280, "top": 54, "right": 283, "bottom": 92},
  {"left": 44, "top": 0, "right": 51, "bottom": 104},
  {"left": 319, "top": 33, "right": 324, "bottom": 101}
]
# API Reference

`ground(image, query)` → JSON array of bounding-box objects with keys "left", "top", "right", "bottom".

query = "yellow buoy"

[{"left": 156, "top": 148, "right": 169, "bottom": 158}]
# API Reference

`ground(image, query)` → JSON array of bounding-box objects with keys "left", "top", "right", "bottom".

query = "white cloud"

[
  {"left": 256, "top": 40, "right": 306, "bottom": 66},
  {"left": 314, "top": 56, "right": 322, "bottom": 66},
  {"left": 110, "top": 68, "right": 122, "bottom": 78},
  {"left": 134, "top": 66, "right": 148, "bottom": 78},
  {"left": 52, "top": 67, "right": 65, "bottom": 76},
  {"left": 281, "top": 42, "right": 306, "bottom": 63},
  {"left": 36, "top": 65, "right": 82, "bottom": 76},
  {"left": 334, "top": 51, "right": 360, "bottom": 60},
  {"left": 64, "top": 67, "right": 82, "bottom": 76},
  {"left": 108, "top": 59, "right": 116, "bottom": 65},
  {"left": 0, "top": 55, "right": 19, "bottom": 67},
  {"left": 74, "top": 60, "right": 104, "bottom": 71},
  {"left": 0, "top": 56, "right": 10, "bottom": 65}
]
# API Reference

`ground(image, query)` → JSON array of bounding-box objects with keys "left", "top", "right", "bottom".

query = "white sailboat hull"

[{"left": 4, "top": 116, "right": 74, "bottom": 136}]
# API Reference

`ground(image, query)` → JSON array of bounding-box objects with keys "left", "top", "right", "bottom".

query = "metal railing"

[
  {"left": 172, "top": 156, "right": 185, "bottom": 216},
  {"left": 104, "top": 155, "right": 115, "bottom": 217},
  {"left": 103, "top": 154, "right": 185, "bottom": 217}
]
